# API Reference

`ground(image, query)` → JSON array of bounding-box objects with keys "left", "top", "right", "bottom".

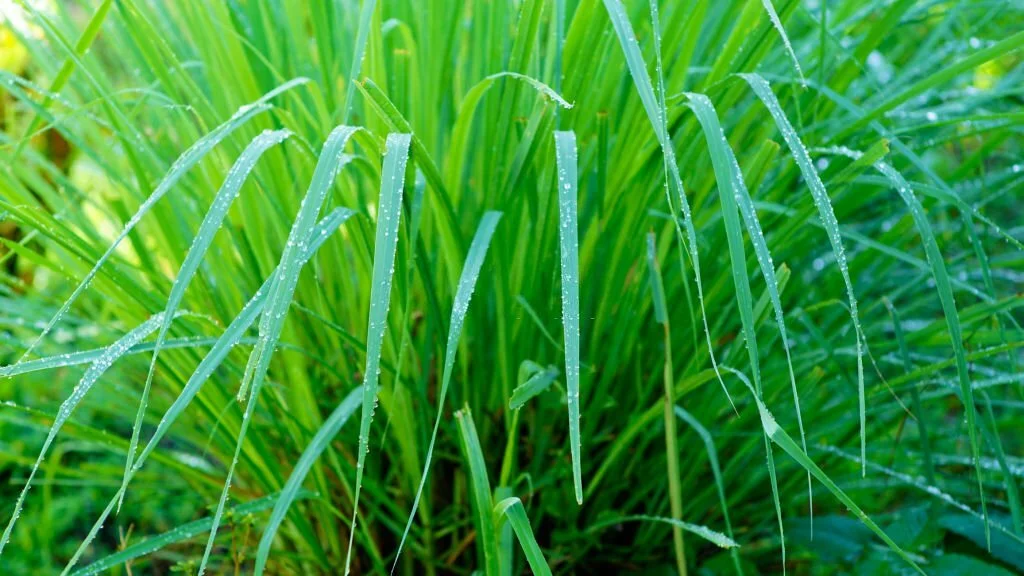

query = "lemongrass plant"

[{"left": 0, "top": 0, "right": 1022, "bottom": 574}]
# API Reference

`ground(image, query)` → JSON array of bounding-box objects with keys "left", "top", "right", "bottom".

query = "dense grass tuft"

[{"left": 0, "top": 0, "right": 1022, "bottom": 574}]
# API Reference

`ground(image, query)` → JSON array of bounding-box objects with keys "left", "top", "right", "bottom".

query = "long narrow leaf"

[
  {"left": 0, "top": 311, "right": 188, "bottom": 555},
  {"left": 456, "top": 407, "right": 500, "bottom": 576},
  {"left": 120, "top": 128, "right": 291, "bottom": 511},
  {"left": 199, "top": 125, "right": 362, "bottom": 575},
  {"left": 393, "top": 211, "right": 502, "bottom": 571},
  {"left": 60, "top": 207, "right": 356, "bottom": 575},
  {"left": 344, "top": 133, "right": 412, "bottom": 575},
  {"left": 601, "top": 0, "right": 733, "bottom": 410},
  {"left": 553, "top": 130, "right": 583, "bottom": 505},
  {"left": 494, "top": 497, "right": 553, "bottom": 576},
  {"left": 740, "top": 73, "right": 866, "bottom": 476},
  {"left": 254, "top": 386, "right": 363, "bottom": 575},
  {"left": 17, "top": 78, "right": 309, "bottom": 362}
]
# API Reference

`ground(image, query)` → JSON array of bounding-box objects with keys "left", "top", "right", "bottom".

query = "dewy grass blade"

[
  {"left": 69, "top": 491, "right": 316, "bottom": 576},
  {"left": 16, "top": 78, "right": 310, "bottom": 363},
  {"left": 602, "top": 0, "right": 733, "bottom": 410},
  {"left": 447, "top": 72, "right": 571, "bottom": 191},
  {"left": 554, "top": 130, "right": 583, "bottom": 505},
  {"left": 119, "top": 128, "right": 291, "bottom": 512},
  {"left": 254, "top": 386, "right": 363, "bottom": 575},
  {"left": 238, "top": 129, "right": 360, "bottom": 405},
  {"left": 740, "top": 73, "right": 866, "bottom": 477},
  {"left": 675, "top": 406, "right": 743, "bottom": 575},
  {"left": 344, "top": 133, "right": 412, "bottom": 575},
  {"left": 823, "top": 147, "right": 991, "bottom": 547},
  {"left": 682, "top": 91, "right": 811, "bottom": 532},
  {"left": 60, "top": 208, "right": 355, "bottom": 576},
  {"left": 759, "top": 0, "right": 805, "bottom": 86},
  {"left": 0, "top": 337, "right": 236, "bottom": 378},
  {"left": 493, "top": 497, "right": 553, "bottom": 576},
  {"left": 683, "top": 93, "right": 788, "bottom": 569},
  {"left": 199, "top": 125, "right": 363, "bottom": 575},
  {"left": 870, "top": 160, "right": 991, "bottom": 548},
  {"left": 0, "top": 311, "right": 188, "bottom": 556},
  {"left": 509, "top": 362, "right": 560, "bottom": 411},
  {"left": 587, "top": 515, "right": 738, "bottom": 549},
  {"left": 726, "top": 368, "right": 924, "bottom": 574},
  {"left": 455, "top": 407, "right": 500, "bottom": 576},
  {"left": 393, "top": 211, "right": 502, "bottom": 571}
]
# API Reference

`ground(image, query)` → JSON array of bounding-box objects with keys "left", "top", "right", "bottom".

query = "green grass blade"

[
  {"left": 16, "top": 78, "right": 309, "bottom": 363},
  {"left": 59, "top": 207, "right": 355, "bottom": 575},
  {"left": 344, "top": 132, "right": 412, "bottom": 575},
  {"left": 587, "top": 515, "right": 739, "bottom": 549},
  {"left": 740, "top": 73, "right": 866, "bottom": 476},
  {"left": 447, "top": 72, "right": 571, "bottom": 191},
  {"left": 393, "top": 211, "right": 502, "bottom": 571},
  {"left": 493, "top": 497, "right": 552, "bottom": 576},
  {"left": 455, "top": 407, "right": 500, "bottom": 576},
  {"left": 0, "top": 311, "right": 187, "bottom": 556},
  {"left": 601, "top": 0, "right": 733, "bottom": 410},
  {"left": 870, "top": 159, "right": 990, "bottom": 548},
  {"left": 739, "top": 378, "right": 926, "bottom": 574},
  {"left": 675, "top": 406, "right": 743, "bottom": 575},
  {"left": 342, "top": 0, "right": 377, "bottom": 123},
  {"left": 254, "top": 386, "right": 363, "bottom": 575},
  {"left": 200, "top": 125, "right": 363, "bottom": 575},
  {"left": 0, "top": 337, "right": 237, "bottom": 378},
  {"left": 119, "top": 128, "right": 292, "bottom": 512},
  {"left": 509, "top": 362, "right": 560, "bottom": 411},
  {"left": 759, "top": 0, "right": 805, "bottom": 85},
  {"left": 683, "top": 92, "right": 788, "bottom": 569},
  {"left": 69, "top": 491, "right": 315, "bottom": 576},
  {"left": 554, "top": 130, "right": 583, "bottom": 505}
]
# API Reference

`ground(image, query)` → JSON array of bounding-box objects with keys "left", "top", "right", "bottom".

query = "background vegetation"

[{"left": 0, "top": 0, "right": 1022, "bottom": 574}]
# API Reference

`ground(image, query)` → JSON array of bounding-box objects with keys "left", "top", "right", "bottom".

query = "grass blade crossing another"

[
  {"left": 601, "top": 0, "right": 733, "bottom": 410},
  {"left": 0, "top": 311, "right": 189, "bottom": 556},
  {"left": 16, "top": 78, "right": 310, "bottom": 363},
  {"left": 199, "top": 125, "right": 363, "bottom": 575},
  {"left": 684, "top": 92, "right": 790, "bottom": 568},
  {"left": 119, "top": 128, "right": 292, "bottom": 512},
  {"left": 60, "top": 208, "right": 356, "bottom": 575},
  {"left": 739, "top": 73, "right": 866, "bottom": 477}
]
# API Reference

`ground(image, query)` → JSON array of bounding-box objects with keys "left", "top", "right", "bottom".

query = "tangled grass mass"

[{"left": 0, "top": 0, "right": 1022, "bottom": 574}]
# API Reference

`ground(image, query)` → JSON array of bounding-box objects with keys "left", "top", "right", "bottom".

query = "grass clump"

[{"left": 0, "top": 0, "right": 1022, "bottom": 574}]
